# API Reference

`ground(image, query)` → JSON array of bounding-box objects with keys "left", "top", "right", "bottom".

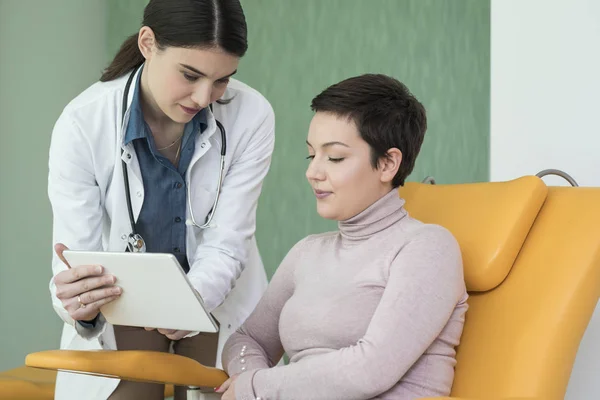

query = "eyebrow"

[
  {"left": 306, "top": 140, "right": 350, "bottom": 148},
  {"left": 180, "top": 63, "right": 237, "bottom": 80}
]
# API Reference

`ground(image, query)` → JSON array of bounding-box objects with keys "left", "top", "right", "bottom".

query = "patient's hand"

[
  {"left": 144, "top": 327, "right": 191, "bottom": 340},
  {"left": 215, "top": 374, "right": 238, "bottom": 400}
]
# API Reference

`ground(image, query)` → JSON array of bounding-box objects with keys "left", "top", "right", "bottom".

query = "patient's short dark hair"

[{"left": 310, "top": 74, "right": 427, "bottom": 187}]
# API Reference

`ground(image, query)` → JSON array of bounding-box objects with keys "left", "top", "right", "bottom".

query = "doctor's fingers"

[
  {"left": 54, "top": 264, "right": 105, "bottom": 285},
  {"left": 55, "top": 273, "right": 117, "bottom": 300},
  {"left": 65, "top": 293, "right": 121, "bottom": 321},
  {"left": 77, "top": 285, "right": 122, "bottom": 305},
  {"left": 165, "top": 330, "right": 191, "bottom": 341}
]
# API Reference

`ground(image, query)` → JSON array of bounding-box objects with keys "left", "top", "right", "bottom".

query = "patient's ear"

[{"left": 379, "top": 148, "right": 402, "bottom": 184}]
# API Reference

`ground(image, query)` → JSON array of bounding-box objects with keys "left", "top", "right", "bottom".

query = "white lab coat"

[{"left": 47, "top": 66, "right": 274, "bottom": 400}]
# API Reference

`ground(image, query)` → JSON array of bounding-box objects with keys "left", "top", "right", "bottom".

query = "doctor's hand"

[
  {"left": 53, "top": 243, "right": 122, "bottom": 322},
  {"left": 144, "top": 327, "right": 192, "bottom": 341}
]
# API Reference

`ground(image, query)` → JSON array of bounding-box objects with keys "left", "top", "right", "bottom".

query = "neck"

[{"left": 338, "top": 189, "right": 406, "bottom": 242}]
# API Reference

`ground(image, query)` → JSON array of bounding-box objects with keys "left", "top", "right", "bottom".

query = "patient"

[{"left": 217, "top": 74, "right": 469, "bottom": 400}]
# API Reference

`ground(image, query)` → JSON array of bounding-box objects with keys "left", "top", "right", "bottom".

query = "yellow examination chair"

[{"left": 7, "top": 174, "right": 600, "bottom": 400}]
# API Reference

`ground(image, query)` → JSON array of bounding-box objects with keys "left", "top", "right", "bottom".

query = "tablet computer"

[{"left": 62, "top": 250, "right": 218, "bottom": 333}]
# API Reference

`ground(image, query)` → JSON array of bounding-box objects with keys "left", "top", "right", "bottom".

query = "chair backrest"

[
  {"left": 400, "top": 176, "right": 547, "bottom": 291},
  {"left": 399, "top": 177, "right": 600, "bottom": 399}
]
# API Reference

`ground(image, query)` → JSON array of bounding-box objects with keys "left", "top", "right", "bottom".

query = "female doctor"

[{"left": 47, "top": 0, "right": 274, "bottom": 399}]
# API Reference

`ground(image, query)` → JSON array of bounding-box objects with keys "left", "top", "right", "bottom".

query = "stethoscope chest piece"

[{"left": 127, "top": 233, "right": 146, "bottom": 253}]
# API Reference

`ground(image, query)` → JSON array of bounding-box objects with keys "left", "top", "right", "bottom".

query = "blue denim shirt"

[{"left": 124, "top": 72, "right": 208, "bottom": 272}]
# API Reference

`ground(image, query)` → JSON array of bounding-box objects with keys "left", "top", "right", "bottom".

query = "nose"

[
  {"left": 305, "top": 158, "right": 325, "bottom": 182},
  {"left": 190, "top": 82, "right": 212, "bottom": 109}
]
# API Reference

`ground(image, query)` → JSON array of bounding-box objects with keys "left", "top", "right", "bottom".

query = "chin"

[
  {"left": 316, "top": 204, "right": 340, "bottom": 221},
  {"left": 162, "top": 106, "right": 190, "bottom": 124},
  {"left": 172, "top": 111, "right": 193, "bottom": 124}
]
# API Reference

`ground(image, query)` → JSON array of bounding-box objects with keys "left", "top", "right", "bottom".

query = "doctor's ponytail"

[
  {"left": 100, "top": 0, "right": 248, "bottom": 82},
  {"left": 100, "top": 34, "right": 144, "bottom": 82}
]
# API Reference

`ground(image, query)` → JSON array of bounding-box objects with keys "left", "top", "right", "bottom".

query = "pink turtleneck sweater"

[{"left": 222, "top": 189, "right": 468, "bottom": 400}]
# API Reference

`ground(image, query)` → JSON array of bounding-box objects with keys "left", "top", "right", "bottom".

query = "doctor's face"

[
  {"left": 305, "top": 112, "right": 397, "bottom": 221},
  {"left": 140, "top": 31, "right": 239, "bottom": 124}
]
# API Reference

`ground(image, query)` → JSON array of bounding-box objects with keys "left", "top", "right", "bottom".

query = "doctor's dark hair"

[
  {"left": 100, "top": 0, "right": 248, "bottom": 82},
  {"left": 310, "top": 74, "right": 427, "bottom": 188}
]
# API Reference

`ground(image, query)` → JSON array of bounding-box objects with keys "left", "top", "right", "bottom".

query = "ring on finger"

[{"left": 77, "top": 295, "right": 87, "bottom": 309}]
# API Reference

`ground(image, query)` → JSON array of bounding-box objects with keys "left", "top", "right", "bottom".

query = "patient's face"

[{"left": 306, "top": 112, "right": 392, "bottom": 220}]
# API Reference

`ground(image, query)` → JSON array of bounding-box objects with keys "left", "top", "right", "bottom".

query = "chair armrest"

[
  {"left": 25, "top": 350, "right": 228, "bottom": 388},
  {"left": 0, "top": 366, "right": 56, "bottom": 400}
]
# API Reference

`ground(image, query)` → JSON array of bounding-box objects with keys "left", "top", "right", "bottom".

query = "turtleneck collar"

[{"left": 338, "top": 189, "right": 407, "bottom": 241}]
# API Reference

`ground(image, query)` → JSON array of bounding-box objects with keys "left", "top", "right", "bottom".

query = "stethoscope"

[{"left": 120, "top": 68, "right": 227, "bottom": 253}]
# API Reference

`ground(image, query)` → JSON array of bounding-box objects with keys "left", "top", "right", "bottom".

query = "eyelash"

[
  {"left": 183, "top": 73, "right": 198, "bottom": 82},
  {"left": 182, "top": 73, "right": 229, "bottom": 85},
  {"left": 305, "top": 155, "right": 344, "bottom": 163}
]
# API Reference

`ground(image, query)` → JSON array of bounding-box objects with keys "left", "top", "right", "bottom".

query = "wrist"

[{"left": 78, "top": 314, "right": 99, "bottom": 328}]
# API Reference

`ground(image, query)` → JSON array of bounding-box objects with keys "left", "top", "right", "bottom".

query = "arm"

[
  {"left": 47, "top": 111, "right": 107, "bottom": 339},
  {"left": 234, "top": 226, "right": 466, "bottom": 400},
  {"left": 187, "top": 102, "right": 275, "bottom": 312},
  {"left": 221, "top": 240, "right": 300, "bottom": 377}
]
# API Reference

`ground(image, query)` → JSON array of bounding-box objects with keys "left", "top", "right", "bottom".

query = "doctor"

[{"left": 47, "top": 0, "right": 274, "bottom": 399}]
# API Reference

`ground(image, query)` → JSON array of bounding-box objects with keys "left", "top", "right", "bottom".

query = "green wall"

[
  {"left": 0, "top": 0, "right": 108, "bottom": 371},
  {"left": 107, "top": 0, "right": 490, "bottom": 278},
  {"left": 0, "top": 0, "right": 488, "bottom": 372}
]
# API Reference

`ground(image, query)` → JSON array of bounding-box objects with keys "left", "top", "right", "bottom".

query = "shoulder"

[
  {"left": 399, "top": 216, "right": 460, "bottom": 255},
  {"left": 279, "top": 231, "right": 337, "bottom": 262},
  {"left": 220, "top": 78, "right": 274, "bottom": 128},
  {"left": 226, "top": 78, "right": 273, "bottom": 111},
  {"left": 61, "top": 75, "right": 126, "bottom": 119},
  {"left": 273, "top": 231, "right": 337, "bottom": 281},
  {"left": 49, "top": 75, "right": 130, "bottom": 168},
  {"left": 393, "top": 219, "right": 463, "bottom": 278},
  {"left": 388, "top": 220, "right": 467, "bottom": 309},
  {"left": 414, "top": 223, "right": 459, "bottom": 252},
  {"left": 55, "top": 74, "right": 128, "bottom": 138},
  {"left": 299, "top": 231, "right": 338, "bottom": 248}
]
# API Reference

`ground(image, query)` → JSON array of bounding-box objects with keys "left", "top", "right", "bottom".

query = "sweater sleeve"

[
  {"left": 235, "top": 226, "right": 466, "bottom": 400},
  {"left": 221, "top": 240, "right": 301, "bottom": 380}
]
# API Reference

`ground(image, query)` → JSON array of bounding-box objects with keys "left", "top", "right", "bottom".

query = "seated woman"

[{"left": 217, "top": 74, "right": 469, "bottom": 400}]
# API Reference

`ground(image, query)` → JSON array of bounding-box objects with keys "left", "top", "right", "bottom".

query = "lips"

[
  {"left": 314, "top": 189, "right": 332, "bottom": 199},
  {"left": 180, "top": 105, "right": 201, "bottom": 115}
]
